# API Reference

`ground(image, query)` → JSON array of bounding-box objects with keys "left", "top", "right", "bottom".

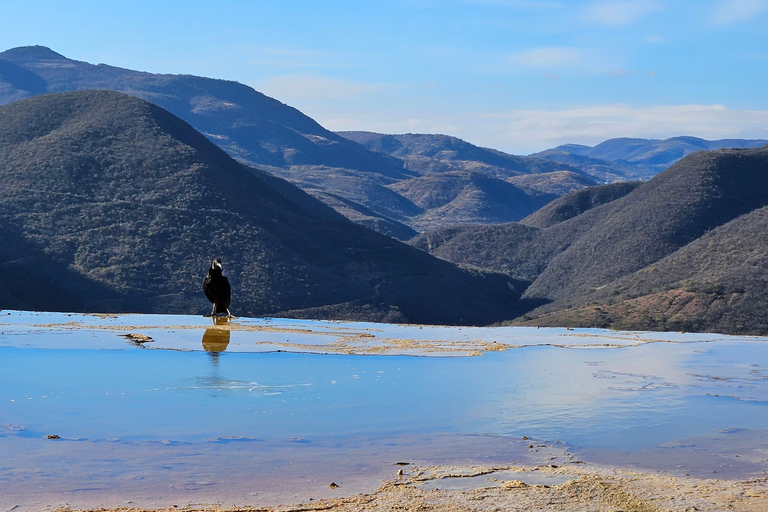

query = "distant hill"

[
  {"left": 529, "top": 149, "right": 653, "bottom": 182},
  {"left": 533, "top": 136, "right": 768, "bottom": 180},
  {"left": 388, "top": 171, "right": 556, "bottom": 231},
  {"left": 411, "top": 147, "right": 768, "bottom": 334},
  {"left": 341, "top": 131, "right": 596, "bottom": 191},
  {"left": 521, "top": 181, "right": 642, "bottom": 228},
  {"left": 340, "top": 131, "right": 600, "bottom": 229},
  {"left": 410, "top": 222, "right": 547, "bottom": 283},
  {"left": 340, "top": 131, "right": 584, "bottom": 178},
  {"left": 506, "top": 170, "right": 599, "bottom": 196},
  {"left": 0, "top": 90, "right": 520, "bottom": 325}
]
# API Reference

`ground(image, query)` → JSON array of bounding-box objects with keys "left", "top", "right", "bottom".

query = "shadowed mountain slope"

[
  {"left": 412, "top": 147, "right": 768, "bottom": 334},
  {"left": 410, "top": 202, "right": 609, "bottom": 284},
  {"left": 0, "top": 90, "right": 519, "bottom": 324}
]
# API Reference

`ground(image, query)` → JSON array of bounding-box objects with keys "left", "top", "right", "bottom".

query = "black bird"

[{"left": 203, "top": 258, "right": 232, "bottom": 317}]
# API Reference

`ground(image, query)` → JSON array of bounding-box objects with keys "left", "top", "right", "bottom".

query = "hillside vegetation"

[
  {"left": 521, "top": 181, "right": 642, "bottom": 228},
  {"left": 0, "top": 90, "right": 519, "bottom": 324},
  {"left": 412, "top": 146, "right": 768, "bottom": 334}
]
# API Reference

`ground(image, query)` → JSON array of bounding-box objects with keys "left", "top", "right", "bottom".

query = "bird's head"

[{"left": 211, "top": 258, "right": 223, "bottom": 271}]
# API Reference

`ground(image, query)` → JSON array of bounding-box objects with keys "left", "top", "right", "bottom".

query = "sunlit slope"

[
  {"left": 521, "top": 181, "right": 641, "bottom": 229},
  {"left": 525, "top": 147, "right": 768, "bottom": 306}
]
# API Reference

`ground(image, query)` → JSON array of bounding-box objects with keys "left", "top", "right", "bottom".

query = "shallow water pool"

[{"left": 1, "top": 311, "right": 767, "bottom": 509}]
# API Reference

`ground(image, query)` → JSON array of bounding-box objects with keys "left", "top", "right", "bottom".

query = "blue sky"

[{"left": 2, "top": 0, "right": 768, "bottom": 154}]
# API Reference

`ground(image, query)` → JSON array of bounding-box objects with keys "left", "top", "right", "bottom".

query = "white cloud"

[
  {"left": 475, "top": 104, "right": 768, "bottom": 153},
  {"left": 312, "top": 104, "right": 768, "bottom": 155},
  {"left": 255, "top": 74, "right": 384, "bottom": 101},
  {"left": 583, "top": 0, "right": 662, "bottom": 26},
  {"left": 509, "top": 47, "right": 583, "bottom": 68},
  {"left": 244, "top": 45, "right": 347, "bottom": 71},
  {"left": 711, "top": 0, "right": 768, "bottom": 24}
]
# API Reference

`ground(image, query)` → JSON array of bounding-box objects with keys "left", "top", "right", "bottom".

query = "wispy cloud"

[
  {"left": 477, "top": 104, "right": 768, "bottom": 153},
  {"left": 462, "top": 0, "right": 563, "bottom": 7},
  {"left": 643, "top": 35, "right": 666, "bottom": 44},
  {"left": 245, "top": 45, "right": 347, "bottom": 70},
  {"left": 609, "top": 68, "right": 638, "bottom": 77},
  {"left": 583, "top": 0, "right": 662, "bottom": 26},
  {"left": 255, "top": 74, "right": 387, "bottom": 101},
  {"left": 509, "top": 47, "right": 583, "bottom": 68},
  {"left": 314, "top": 104, "right": 768, "bottom": 155},
  {"left": 711, "top": 0, "right": 768, "bottom": 24}
]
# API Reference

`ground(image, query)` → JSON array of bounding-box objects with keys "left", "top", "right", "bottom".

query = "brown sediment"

[
  {"left": 20, "top": 320, "right": 520, "bottom": 356},
  {"left": 53, "top": 464, "right": 768, "bottom": 512},
  {"left": 8, "top": 314, "right": 734, "bottom": 357}
]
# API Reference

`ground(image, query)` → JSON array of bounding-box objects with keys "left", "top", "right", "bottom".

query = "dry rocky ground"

[{"left": 56, "top": 463, "right": 768, "bottom": 512}]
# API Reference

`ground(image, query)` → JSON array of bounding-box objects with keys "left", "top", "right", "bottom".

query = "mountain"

[
  {"left": 0, "top": 46, "right": 410, "bottom": 179},
  {"left": 521, "top": 181, "right": 642, "bottom": 228},
  {"left": 529, "top": 149, "right": 653, "bottom": 182},
  {"left": 505, "top": 170, "right": 600, "bottom": 196},
  {"left": 410, "top": 222, "right": 547, "bottom": 283},
  {"left": 0, "top": 46, "right": 587, "bottom": 237},
  {"left": 523, "top": 205, "right": 768, "bottom": 334},
  {"left": 411, "top": 147, "right": 768, "bottom": 334},
  {"left": 340, "top": 131, "right": 597, "bottom": 194},
  {"left": 339, "top": 131, "right": 583, "bottom": 178},
  {"left": 387, "top": 171, "right": 556, "bottom": 231},
  {"left": 524, "top": 147, "right": 768, "bottom": 308},
  {"left": 0, "top": 46, "right": 434, "bottom": 236},
  {"left": 533, "top": 136, "right": 768, "bottom": 181},
  {"left": 0, "top": 90, "right": 520, "bottom": 325},
  {"left": 339, "top": 131, "right": 601, "bottom": 229}
]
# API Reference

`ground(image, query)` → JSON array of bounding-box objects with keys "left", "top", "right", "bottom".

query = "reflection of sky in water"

[
  {"left": 1, "top": 336, "right": 766, "bottom": 453},
  {"left": 473, "top": 341, "right": 768, "bottom": 450},
  {"left": 2, "top": 312, "right": 768, "bottom": 508}
]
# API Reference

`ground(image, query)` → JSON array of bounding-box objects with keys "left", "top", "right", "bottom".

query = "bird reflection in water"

[{"left": 202, "top": 316, "right": 231, "bottom": 369}]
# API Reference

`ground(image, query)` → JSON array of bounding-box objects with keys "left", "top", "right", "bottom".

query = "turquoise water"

[{"left": 1, "top": 311, "right": 767, "bottom": 509}]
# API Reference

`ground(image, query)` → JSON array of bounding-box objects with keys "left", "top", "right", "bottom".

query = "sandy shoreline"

[{"left": 52, "top": 462, "right": 768, "bottom": 512}]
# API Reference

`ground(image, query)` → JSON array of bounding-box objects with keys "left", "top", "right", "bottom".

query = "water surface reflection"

[
  {"left": 1, "top": 313, "right": 767, "bottom": 509},
  {"left": 202, "top": 318, "right": 231, "bottom": 369}
]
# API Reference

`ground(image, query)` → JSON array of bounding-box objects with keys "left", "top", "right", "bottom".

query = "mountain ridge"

[
  {"left": 532, "top": 136, "right": 768, "bottom": 180},
  {"left": 0, "top": 46, "right": 590, "bottom": 234}
]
